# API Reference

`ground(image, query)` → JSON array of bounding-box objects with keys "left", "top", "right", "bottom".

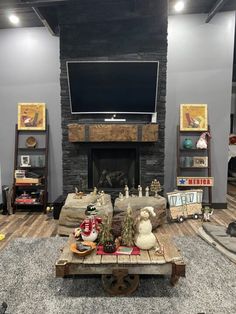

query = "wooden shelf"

[
  {"left": 15, "top": 184, "right": 45, "bottom": 187},
  {"left": 17, "top": 129, "right": 46, "bottom": 133},
  {"left": 14, "top": 202, "right": 43, "bottom": 206},
  {"left": 18, "top": 167, "right": 45, "bottom": 170},
  {"left": 18, "top": 148, "right": 46, "bottom": 151},
  {"left": 180, "top": 167, "right": 209, "bottom": 170},
  {"left": 177, "top": 125, "right": 212, "bottom": 204},
  {"left": 179, "top": 149, "right": 208, "bottom": 152},
  {"left": 68, "top": 123, "right": 158, "bottom": 142},
  {"left": 13, "top": 124, "right": 49, "bottom": 213}
]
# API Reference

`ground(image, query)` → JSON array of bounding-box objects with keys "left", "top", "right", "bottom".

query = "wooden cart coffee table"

[{"left": 55, "top": 234, "right": 186, "bottom": 295}]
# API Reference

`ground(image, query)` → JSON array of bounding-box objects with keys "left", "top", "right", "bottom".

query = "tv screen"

[{"left": 66, "top": 61, "right": 159, "bottom": 114}]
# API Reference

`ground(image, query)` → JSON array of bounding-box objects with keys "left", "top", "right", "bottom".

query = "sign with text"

[{"left": 177, "top": 177, "right": 214, "bottom": 187}]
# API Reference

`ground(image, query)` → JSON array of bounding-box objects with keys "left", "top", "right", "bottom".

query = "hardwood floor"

[
  {"left": 0, "top": 212, "right": 58, "bottom": 251},
  {"left": 0, "top": 203, "right": 236, "bottom": 252}
]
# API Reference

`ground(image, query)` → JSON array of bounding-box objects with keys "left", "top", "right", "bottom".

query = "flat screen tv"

[{"left": 66, "top": 61, "right": 159, "bottom": 114}]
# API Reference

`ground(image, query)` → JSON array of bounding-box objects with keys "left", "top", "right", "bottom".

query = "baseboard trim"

[{"left": 212, "top": 203, "right": 227, "bottom": 209}]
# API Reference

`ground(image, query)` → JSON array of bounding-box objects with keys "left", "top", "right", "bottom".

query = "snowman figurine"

[
  {"left": 134, "top": 206, "right": 159, "bottom": 251},
  {"left": 80, "top": 215, "right": 102, "bottom": 242}
]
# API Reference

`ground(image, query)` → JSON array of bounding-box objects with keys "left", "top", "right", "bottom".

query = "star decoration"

[{"left": 179, "top": 178, "right": 186, "bottom": 185}]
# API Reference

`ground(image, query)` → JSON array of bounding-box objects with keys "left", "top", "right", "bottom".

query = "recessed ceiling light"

[
  {"left": 174, "top": 1, "right": 185, "bottom": 12},
  {"left": 8, "top": 14, "right": 20, "bottom": 25}
]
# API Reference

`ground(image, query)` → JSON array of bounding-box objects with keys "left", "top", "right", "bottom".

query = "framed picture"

[
  {"left": 20, "top": 155, "right": 31, "bottom": 167},
  {"left": 180, "top": 104, "right": 208, "bottom": 131},
  {"left": 193, "top": 156, "right": 208, "bottom": 168},
  {"left": 18, "top": 103, "right": 46, "bottom": 130}
]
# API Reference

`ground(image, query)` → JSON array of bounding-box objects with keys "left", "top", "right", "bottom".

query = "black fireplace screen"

[{"left": 88, "top": 148, "right": 139, "bottom": 189}]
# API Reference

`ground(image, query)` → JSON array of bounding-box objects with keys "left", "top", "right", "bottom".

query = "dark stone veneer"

[{"left": 58, "top": 0, "right": 168, "bottom": 195}]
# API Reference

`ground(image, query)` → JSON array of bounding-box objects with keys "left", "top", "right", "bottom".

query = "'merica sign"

[{"left": 177, "top": 177, "right": 214, "bottom": 187}]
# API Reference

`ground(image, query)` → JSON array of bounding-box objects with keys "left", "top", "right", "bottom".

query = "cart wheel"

[
  {"left": 102, "top": 270, "right": 139, "bottom": 296},
  {"left": 178, "top": 216, "right": 184, "bottom": 223},
  {"left": 193, "top": 213, "right": 199, "bottom": 219}
]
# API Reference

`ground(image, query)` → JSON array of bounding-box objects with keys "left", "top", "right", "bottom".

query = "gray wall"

[
  {"left": 0, "top": 11, "right": 235, "bottom": 205},
  {"left": 0, "top": 28, "right": 62, "bottom": 202},
  {"left": 232, "top": 83, "right": 236, "bottom": 133},
  {"left": 165, "top": 12, "right": 235, "bottom": 203},
  {"left": 0, "top": 165, "right": 2, "bottom": 202}
]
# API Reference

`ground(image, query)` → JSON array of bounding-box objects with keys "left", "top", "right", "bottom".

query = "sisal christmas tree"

[
  {"left": 98, "top": 215, "right": 113, "bottom": 244},
  {"left": 121, "top": 204, "right": 134, "bottom": 246},
  {"left": 150, "top": 179, "right": 162, "bottom": 198}
]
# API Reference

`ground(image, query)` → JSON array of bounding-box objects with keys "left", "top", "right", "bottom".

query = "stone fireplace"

[{"left": 58, "top": 0, "right": 167, "bottom": 196}]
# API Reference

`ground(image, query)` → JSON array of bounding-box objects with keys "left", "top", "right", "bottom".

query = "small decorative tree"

[
  {"left": 98, "top": 215, "right": 113, "bottom": 244},
  {"left": 150, "top": 179, "right": 162, "bottom": 198},
  {"left": 121, "top": 204, "right": 134, "bottom": 246}
]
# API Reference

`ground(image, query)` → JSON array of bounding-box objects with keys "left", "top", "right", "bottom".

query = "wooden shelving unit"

[
  {"left": 176, "top": 125, "right": 212, "bottom": 205},
  {"left": 12, "top": 124, "right": 49, "bottom": 213}
]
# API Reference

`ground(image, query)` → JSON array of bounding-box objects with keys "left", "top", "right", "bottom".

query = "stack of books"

[{"left": 15, "top": 178, "right": 40, "bottom": 185}]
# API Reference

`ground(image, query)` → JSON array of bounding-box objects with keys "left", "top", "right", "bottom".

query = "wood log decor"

[{"left": 68, "top": 124, "right": 158, "bottom": 142}]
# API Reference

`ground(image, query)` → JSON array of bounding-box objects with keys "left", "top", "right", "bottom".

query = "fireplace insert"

[{"left": 88, "top": 147, "right": 139, "bottom": 189}]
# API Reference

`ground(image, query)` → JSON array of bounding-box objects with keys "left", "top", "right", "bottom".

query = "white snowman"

[{"left": 134, "top": 206, "right": 159, "bottom": 250}]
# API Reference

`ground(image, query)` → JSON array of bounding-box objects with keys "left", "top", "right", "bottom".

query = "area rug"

[{"left": 0, "top": 236, "right": 236, "bottom": 314}]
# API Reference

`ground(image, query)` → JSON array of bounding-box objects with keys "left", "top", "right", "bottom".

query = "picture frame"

[
  {"left": 18, "top": 103, "right": 46, "bottom": 130},
  {"left": 20, "top": 155, "right": 31, "bottom": 167},
  {"left": 193, "top": 156, "right": 208, "bottom": 168},
  {"left": 180, "top": 104, "right": 208, "bottom": 131}
]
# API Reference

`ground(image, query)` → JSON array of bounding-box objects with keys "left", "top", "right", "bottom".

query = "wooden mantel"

[{"left": 68, "top": 123, "right": 158, "bottom": 142}]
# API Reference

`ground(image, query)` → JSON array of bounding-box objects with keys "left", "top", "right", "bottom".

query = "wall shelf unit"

[
  {"left": 12, "top": 124, "right": 49, "bottom": 213},
  {"left": 176, "top": 125, "right": 212, "bottom": 205}
]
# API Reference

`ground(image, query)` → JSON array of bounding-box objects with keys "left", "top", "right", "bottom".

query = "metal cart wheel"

[{"left": 102, "top": 269, "right": 139, "bottom": 296}]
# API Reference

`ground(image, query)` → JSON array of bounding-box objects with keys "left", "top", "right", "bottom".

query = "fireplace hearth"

[{"left": 88, "top": 148, "right": 139, "bottom": 189}]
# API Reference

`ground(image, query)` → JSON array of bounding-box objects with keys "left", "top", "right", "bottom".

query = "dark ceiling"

[
  {"left": 0, "top": 0, "right": 235, "bottom": 33},
  {"left": 169, "top": 0, "right": 236, "bottom": 15},
  {"left": 0, "top": 0, "right": 66, "bottom": 32}
]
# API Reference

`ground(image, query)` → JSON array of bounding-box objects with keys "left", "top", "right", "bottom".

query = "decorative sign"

[{"left": 177, "top": 177, "right": 214, "bottom": 187}]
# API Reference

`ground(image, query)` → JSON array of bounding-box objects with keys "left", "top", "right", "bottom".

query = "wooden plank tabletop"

[
  {"left": 148, "top": 249, "right": 166, "bottom": 264},
  {"left": 58, "top": 234, "right": 183, "bottom": 266},
  {"left": 58, "top": 235, "right": 74, "bottom": 264},
  {"left": 117, "top": 254, "right": 131, "bottom": 264},
  {"left": 136, "top": 250, "right": 151, "bottom": 264},
  {"left": 101, "top": 254, "right": 117, "bottom": 264},
  {"left": 83, "top": 251, "right": 102, "bottom": 265},
  {"left": 157, "top": 234, "right": 183, "bottom": 263}
]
